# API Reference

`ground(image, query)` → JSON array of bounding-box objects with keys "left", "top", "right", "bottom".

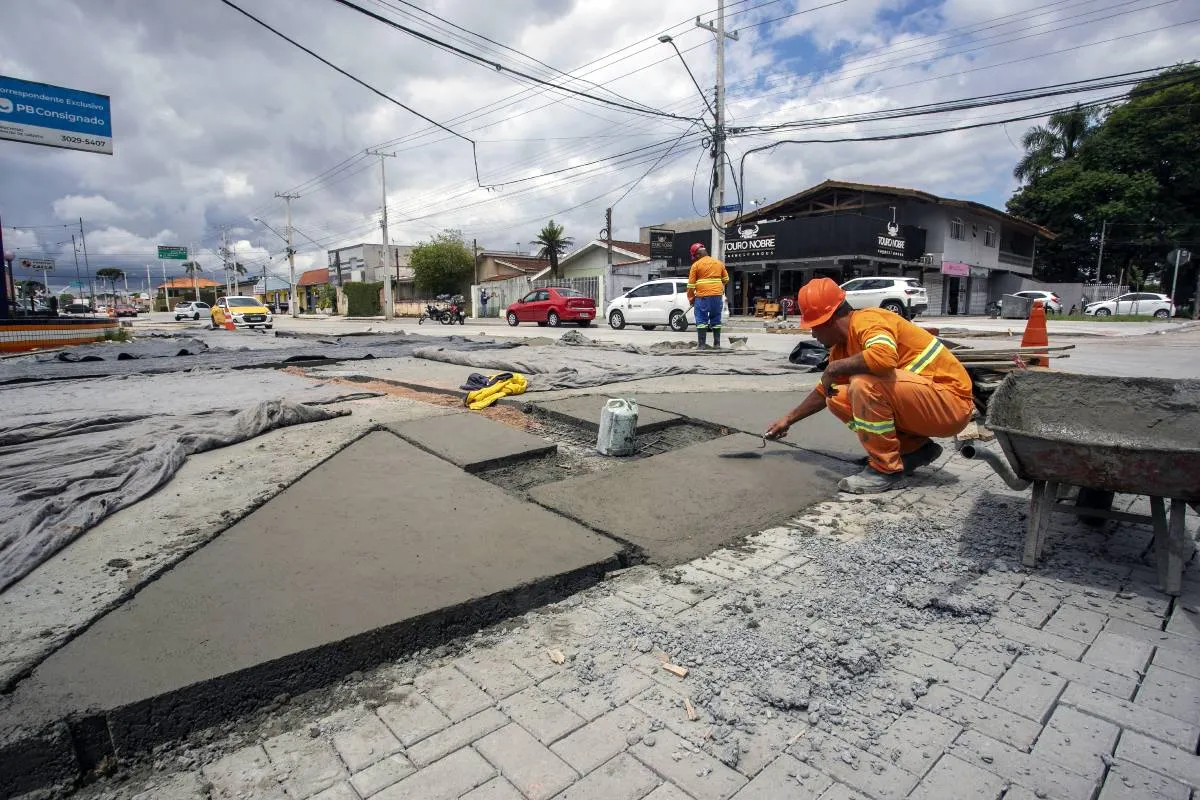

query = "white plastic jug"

[{"left": 596, "top": 398, "right": 638, "bottom": 456}]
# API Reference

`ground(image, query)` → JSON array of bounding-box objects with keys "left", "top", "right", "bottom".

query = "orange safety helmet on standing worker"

[
  {"left": 687, "top": 243, "right": 729, "bottom": 350},
  {"left": 766, "top": 277, "right": 973, "bottom": 493}
]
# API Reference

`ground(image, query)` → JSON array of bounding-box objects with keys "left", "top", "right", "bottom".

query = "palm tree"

[
  {"left": 533, "top": 220, "right": 574, "bottom": 279},
  {"left": 1013, "top": 104, "right": 1099, "bottom": 183},
  {"left": 182, "top": 260, "right": 204, "bottom": 300},
  {"left": 95, "top": 268, "right": 125, "bottom": 306}
]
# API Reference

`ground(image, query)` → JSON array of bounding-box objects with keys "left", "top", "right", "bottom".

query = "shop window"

[
  {"left": 950, "top": 218, "right": 965, "bottom": 241},
  {"left": 984, "top": 226, "right": 997, "bottom": 247}
]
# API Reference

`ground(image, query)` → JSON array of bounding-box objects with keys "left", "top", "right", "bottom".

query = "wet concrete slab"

[
  {"left": 390, "top": 411, "right": 557, "bottom": 472},
  {"left": 633, "top": 391, "right": 864, "bottom": 463},
  {"left": 529, "top": 432, "right": 856, "bottom": 565},
  {"left": 3, "top": 431, "right": 620, "bottom": 780},
  {"left": 536, "top": 395, "right": 682, "bottom": 433}
]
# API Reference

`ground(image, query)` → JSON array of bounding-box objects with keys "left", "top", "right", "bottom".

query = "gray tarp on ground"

[{"left": 0, "top": 371, "right": 354, "bottom": 591}]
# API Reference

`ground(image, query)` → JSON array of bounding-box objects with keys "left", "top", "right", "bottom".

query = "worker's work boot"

[
  {"left": 712, "top": 330, "right": 721, "bottom": 349},
  {"left": 697, "top": 330, "right": 708, "bottom": 349},
  {"left": 838, "top": 466, "right": 905, "bottom": 494},
  {"left": 901, "top": 440, "right": 944, "bottom": 475}
]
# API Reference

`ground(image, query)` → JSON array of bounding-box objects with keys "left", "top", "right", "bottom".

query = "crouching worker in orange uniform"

[{"left": 765, "top": 278, "right": 974, "bottom": 494}]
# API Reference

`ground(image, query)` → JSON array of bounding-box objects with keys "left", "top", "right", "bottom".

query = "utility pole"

[
  {"left": 603, "top": 207, "right": 613, "bottom": 266},
  {"left": 697, "top": 1, "right": 737, "bottom": 268},
  {"left": 79, "top": 218, "right": 94, "bottom": 304},
  {"left": 146, "top": 264, "right": 152, "bottom": 311},
  {"left": 72, "top": 234, "right": 84, "bottom": 303},
  {"left": 1095, "top": 220, "right": 1107, "bottom": 284},
  {"left": 275, "top": 192, "right": 300, "bottom": 317},
  {"left": 367, "top": 150, "right": 397, "bottom": 320},
  {"left": 221, "top": 228, "right": 231, "bottom": 297},
  {"left": 0, "top": 211, "right": 8, "bottom": 318}
]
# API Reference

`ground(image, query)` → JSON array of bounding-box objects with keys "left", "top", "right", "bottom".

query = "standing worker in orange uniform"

[
  {"left": 765, "top": 278, "right": 974, "bottom": 493},
  {"left": 687, "top": 243, "right": 729, "bottom": 349}
]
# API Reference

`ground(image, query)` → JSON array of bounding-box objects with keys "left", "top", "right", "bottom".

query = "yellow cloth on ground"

[{"left": 465, "top": 372, "right": 528, "bottom": 410}]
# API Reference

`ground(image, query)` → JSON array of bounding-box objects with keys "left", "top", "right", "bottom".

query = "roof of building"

[
  {"left": 560, "top": 240, "right": 652, "bottom": 265},
  {"left": 738, "top": 179, "right": 1055, "bottom": 238},
  {"left": 610, "top": 240, "right": 651, "bottom": 257},
  {"left": 488, "top": 255, "right": 550, "bottom": 274},
  {"left": 158, "top": 276, "right": 220, "bottom": 290},
  {"left": 253, "top": 276, "right": 290, "bottom": 292},
  {"left": 298, "top": 268, "right": 329, "bottom": 287}
]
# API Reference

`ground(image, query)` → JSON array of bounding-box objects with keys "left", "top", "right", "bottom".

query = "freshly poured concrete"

[
  {"left": 7, "top": 431, "right": 620, "bottom": 753},
  {"left": 635, "top": 391, "right": 865, "bottom": 462},
  {"left": 537, "top": 395, "right": 682, "bottom": 433},
  {"left": 391, "top": 410, "right": 556, "bottom": 471},
  {"left": 530, "top": 433, "right": 856, "bottom": 564}
]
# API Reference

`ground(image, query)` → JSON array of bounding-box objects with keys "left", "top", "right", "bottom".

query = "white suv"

[
  {"left": 174, "top": 301, "right": 211, "bottom": 321},
  {"left": 606, "top": 279, "right": 730, "bottom": 332},
  {"left": 840, "top": 277, "right": 928, "bottom": 319},
  {"left": 1085, "top": 292, "right": 1174, "bottom": 318}
]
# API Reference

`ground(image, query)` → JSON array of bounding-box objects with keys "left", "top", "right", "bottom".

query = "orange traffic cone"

[
  {"left": 223, "top": 310, "right": 236, "bottom": 332},
  {"left": 1020, "top": 300, "right": 1049, "bottom": 367}
]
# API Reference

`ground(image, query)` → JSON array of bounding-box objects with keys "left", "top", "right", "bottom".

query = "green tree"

[
  {"left": 533, "top": 220, "right": 573, "bottom": 279},
  {"left": 18, "top": 280, "right": 45, "bottom": 298},
  {"left": 61, "top": 292, "right": 75, "bottom": 305},
  {"left": 411, "top": 231, "right": 474, "bottom": 295},
  {"left": 1012, "top": 104, "right": 1099, "bottom": 184},
  {"left": 95, "top": 268, "right": 125, "bottom": 302},
  {"left": 182, "top": 260, "right": 204, "bottom": 300},
  {"left": 318, "top": 283, "right": 338, "bottom": 312}
]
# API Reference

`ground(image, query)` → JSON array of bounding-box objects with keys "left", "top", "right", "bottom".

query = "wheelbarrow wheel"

[{"left": 1077, "top": 487, "right": 1115, "bottom": 526}]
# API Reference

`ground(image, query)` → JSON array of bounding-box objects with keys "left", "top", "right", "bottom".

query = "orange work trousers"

[{"left": 826, "top": 371, "right": 973, "bottom": 474}]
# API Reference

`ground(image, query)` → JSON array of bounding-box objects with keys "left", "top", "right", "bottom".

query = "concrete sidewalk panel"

[
  {"left": 633, "top": 391, "right": 864, "bottom": 463},
  {"left": 529, "top": 433, "right": 855, "bottom": 564},
  {"left": 391, "top": 412, "right": 556, "bottom": 472},
  {"left": 536, "top": 396, "right": 681, "bottom": 433},
  {"left": 6, "top": 431, "right": 620, "bottom": 765}
]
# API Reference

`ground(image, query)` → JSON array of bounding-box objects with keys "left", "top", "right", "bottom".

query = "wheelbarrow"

[{"left": 960, "top": 371, "right": 1200, "bottom": 595}]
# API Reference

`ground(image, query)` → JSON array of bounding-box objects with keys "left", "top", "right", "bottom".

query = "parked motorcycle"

[
  {"left": 417, "top": 300, "right": 443, "bottom": 325},
  {"left": 440, "top": 294, "right": 466, "bottom": 325}
]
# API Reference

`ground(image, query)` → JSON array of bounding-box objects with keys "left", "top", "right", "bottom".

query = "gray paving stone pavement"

[{"left": 57, "top": 448, "right": 1200, "bottom": 800}]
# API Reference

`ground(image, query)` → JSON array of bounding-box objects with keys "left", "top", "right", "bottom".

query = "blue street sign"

[
  {"left": 0, "top": 75, "right": 113, "bottom": 155},
  {"left": 717, "top": 203, "right": 742, "bottom": 213}
]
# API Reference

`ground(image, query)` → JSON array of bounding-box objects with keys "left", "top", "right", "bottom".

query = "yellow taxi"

[{"left": 211, "top": 296, "right": 275, "bottom": 330}]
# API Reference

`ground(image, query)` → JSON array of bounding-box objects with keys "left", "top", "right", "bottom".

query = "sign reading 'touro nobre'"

[{"left": 0, "top": 75, "right": 113, "bottom": 155}]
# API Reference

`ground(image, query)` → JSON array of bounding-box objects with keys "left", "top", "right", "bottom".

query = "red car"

[
  {"left": 506, "top": 287, "right": 596, "bottom": 327},
  {"left": 114, "top": 303, "right": 138, "bottom": 317}
]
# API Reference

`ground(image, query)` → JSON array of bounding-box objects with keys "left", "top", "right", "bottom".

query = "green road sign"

[{"left": 157, "top": 245, "right": 187, "bottom": 260}]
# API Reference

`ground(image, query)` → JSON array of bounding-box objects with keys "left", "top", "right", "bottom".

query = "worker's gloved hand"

[
  {"left": 821, "top": 371, "right": 838, "bottom": 397},
  {"left": 764, "top": 418, "right": 791, "bottom": 440}
]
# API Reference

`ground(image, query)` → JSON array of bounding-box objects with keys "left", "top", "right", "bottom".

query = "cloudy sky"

[{"left": 1, "top": 0, "right": 1193, "bottom": 290}]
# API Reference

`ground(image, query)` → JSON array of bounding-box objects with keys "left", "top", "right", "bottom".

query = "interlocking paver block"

[
  {"left": 552, "top": 753, "right": 659, "bottom": 800},
  {"left": 1135, "top": 665, "right": 1200, "bottom": 725},
  {"left": 349, "top": 754, "right": 415, "bottom": 798},
  {"left": 416, "top": 664, "right": 495, "bottom": 722},
  {"left": 989, "top": 619, "right": 1088, "bottom": 659},
  {"left": 455, "top": 654, "right": 535, "bottom": 700},
  {"left": 949, "top": 730, "right": 1099, "bottom": 800},
  {"left": 476, "top": 723, "right": 578, "bottom": 800},
  {"left": 1016, "top": 651, "right": 1137, "bottom": 699},
  {"left": 915, "top": 685, "right": 1042, "bottom": 750},
  {"left": 377, "top": 687, "right": 452, "bottom": 746},
  {"left": 1043, "top": 604, "right": 1107, "bottom": 644},
  {"left": 201, "top": 744, "right": 285, "bottom": 799},
  {"left": 1098, "top": 758, "right": 1190, "bottom": 800},
  {"left": 907, "top": 754, "right": 1006, "bottom": 800},
  {"left": 1153, "top": 646, "right": 1200, "bottom": 679},
  {"left": 1114, "top": 730, "right": 1200, "bottom": 790},
  {"left": 263, "top": 731, "right": 347, "bottom": 799},
  {"left": 729, "top": 754, "right": 832, "bottom": 799},
  {"left": 462, "top": 777, "right": 525, "bottom": 800},
  {"left": 891, "top": 628, "right": 959, "bottom": 661},
  {"left": 311, "top": 783, "right": 358, "bottom": 800},
  {"left": 538, "top": 670, "right": 614, "bottom": 721},
  {"left": 1063, "top": 594, "right": 1165, "bottom": 630},
  {"left": 815, "top": 780, "right": 869, "bottom": 799},
  {"left": 794, "top": 735, "right": 918, "bottom": 800},
  {"left": 1165, "top": 604, "right": 1200, "bottom": 640},
  {"left": 1083, "top": 631, "right": 1154, "bottom": 676},
  {"left": 892, "top": 651, "right": 994, "bottom": 699},
  {"left": 1104, "top": 619, "right": 1200, "bottom": 659},
  {"left": 985, "top": 662, "right": 1066, "bottom": 723},
  {"left": 499, "top": 686, "right": 587, "bottom": 745},
  {"left": 331, "top": 712, "right": 403, "bottom": 773},
  {"left": 643, "top": 783, "right": 696, "bottom": 800},
  {"left": 952, "top": 632, "right": 1021, "bottom": 678},
  {"left": 374, "top": 747, "right": 495, "bottom": 800},
  {"left": 630, "top": 727, "right": 748, "bottom": 800},
  {"left": 550, "top": 704, "right": 649, "bottom": 774},
  {"left": 875, "top": 708, "right": 962, "bottom": 778},
  {"left": 131, "top": 772, "right": 209, "bottom": 800},
  {"left": 1030, "top": 705, "right": 1118, "bottom": 779},
  {"left": 1060, "top": 682, "right": 1200, "bottom": 750},
  {"left": 406, "top": 708, "right": 509, "bottom": 768}
]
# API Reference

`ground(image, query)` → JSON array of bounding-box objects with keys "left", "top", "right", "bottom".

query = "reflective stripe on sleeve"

[
  {"left": 863, "top": 334, "right": 897, "bottom": 350},
  {"left": 904, "top": 340, "right": 945, "bottom": 374}
]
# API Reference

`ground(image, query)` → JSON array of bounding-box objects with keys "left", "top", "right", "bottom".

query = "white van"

[{"left": 606, "top": 279, "right": 730, "bottom": 332}]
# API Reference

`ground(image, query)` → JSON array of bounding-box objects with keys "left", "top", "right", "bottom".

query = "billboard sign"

[
  {"left": 18, "top": 257, "right": 54, "bottom": 271},
  {"left": 0, "top": 75, "right": 112, "bottom": 155},
  {"left": 157, "top": 246, "right": 188, "bottom": 260},
  {"left": 648, "top": 229, "right": 675, "bottom": 259}
]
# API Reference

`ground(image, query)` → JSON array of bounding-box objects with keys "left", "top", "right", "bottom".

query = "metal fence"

[
  {"left": 531, "top": 275, "right": 600, "bottom": 302},
  {"left": 475, "top": 275, "right": 602, "bottom": 318}
]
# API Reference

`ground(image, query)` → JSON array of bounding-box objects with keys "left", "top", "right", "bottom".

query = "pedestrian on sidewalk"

[
  {"left": 687, "top": 242, "right": 729, "bottom": 349},
  {"left": 479, "top": 288, "right": 490, "bottom": 318},
  {"left": 765, "top": 278, "right": 974, "bottom": 493}
]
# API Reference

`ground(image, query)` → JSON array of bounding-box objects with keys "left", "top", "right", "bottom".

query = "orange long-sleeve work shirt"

[{"left": 687, "top": 256, "right": 729, "bottom": 301}]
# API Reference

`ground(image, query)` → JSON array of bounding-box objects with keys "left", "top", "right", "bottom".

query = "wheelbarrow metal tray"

[{"left": 985, "top": 371, "right": 1200, "bottom": 502}]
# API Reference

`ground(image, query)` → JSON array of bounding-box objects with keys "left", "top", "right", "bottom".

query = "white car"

[
  {"left": 840, "top": 277, "right": 928, "bottom": 319},
  {"left": 606, "top": 278, "right": 730, "bottom": 332},
  {"left": 1005, "top": 290, "right": 1063, "bottom": 314},
  {"left": 1084, "top": 292, "right": 1174, "bottom": 318},
  {"left": 174, "top": 301, "right": 211, "bottom": 321}
]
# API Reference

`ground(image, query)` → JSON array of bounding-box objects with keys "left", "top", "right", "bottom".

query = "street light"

[{"left": 658, "top": 35, "right": 716, "bottom": 120}]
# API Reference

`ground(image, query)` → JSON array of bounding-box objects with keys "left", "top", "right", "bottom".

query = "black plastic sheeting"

[{"left": 35, "top": 338, "right": 211, "bottom": 362}]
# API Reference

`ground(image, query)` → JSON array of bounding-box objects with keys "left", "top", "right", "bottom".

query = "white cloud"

[{"left": 52, "top": 194, "right": 130, "bottom": 222}]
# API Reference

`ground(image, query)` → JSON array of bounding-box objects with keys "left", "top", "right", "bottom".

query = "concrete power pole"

[
  {"left": 367, "top": 150, "right": 397, "bottom": 320},
  {"left": 275, "top": 192, "right": 300, "bottom": 318},
  {"left": 1095, "top": 220, "right": 1107, "bottom": 284},
  {"left": 604, "top": 207, "right": 613, "bottom": 266},
  {"left": 697, "top": 1, "right": 737, "bottom": 268}
]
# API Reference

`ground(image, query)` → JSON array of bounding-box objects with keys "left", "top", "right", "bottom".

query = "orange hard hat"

[
  {"left": 689, "top": 243, "right": 705, "bottom": 259},
  {"left": 797, "top": 277, "right": 846, "bottom": 328}
]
